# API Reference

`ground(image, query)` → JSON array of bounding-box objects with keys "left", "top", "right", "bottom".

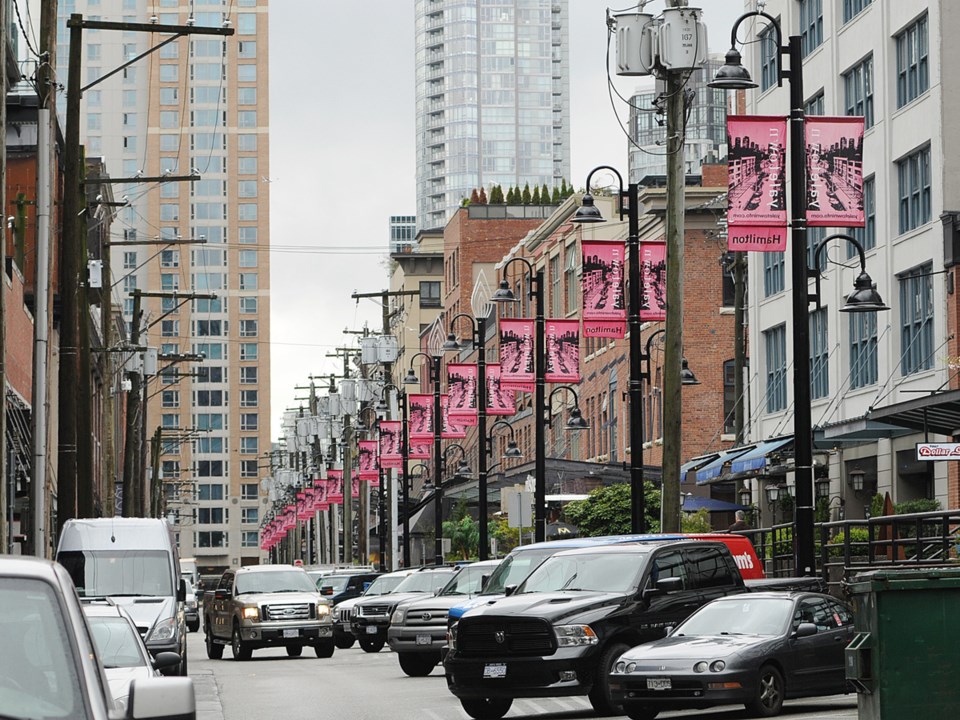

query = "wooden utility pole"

[{"left": 122, "top": 291, "right": 143, "bottom": 517}]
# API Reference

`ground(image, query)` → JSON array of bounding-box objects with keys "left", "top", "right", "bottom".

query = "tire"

[
  {"left": 397, "top": 651, "right": 439, "bottom": 677},
  {"left": 334, "top": 634, "right": 355, "bottom": 650},
  {"left": 188, "top": 619, "right": 200, "bottom": 633},
  {"left": 179, "top": 647, "right": 188, "bottom": 676},
  {"left": 459, "top": 697, "right": 512, "bottom": 720},
  {"left": 746, "top": 664, "right": 784, "bottom": 717},
  {"left": 205, "top": 625, "right": 224, "bottom": 660},
  {"left": 358, "top": 636, "right": 385, "bottom": 653},
  {"left": 588, "top": 642, "right": 630, "bottom": 716},
  {"left": 624, "top": 704, "right": 659, "bottom": 720},
  {"left": 286, "top": 644, "right": 303, "bottom": 657},
  {"left": 314, "top": 640, "right": 335, "bottom": 658},
  {"left": 232, "top": 624, "right": 252, "bottom": 661}
]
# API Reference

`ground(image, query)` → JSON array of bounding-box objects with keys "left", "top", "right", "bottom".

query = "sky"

[{"left": 267, "top": 1, "right": 745, "bottom": 438}]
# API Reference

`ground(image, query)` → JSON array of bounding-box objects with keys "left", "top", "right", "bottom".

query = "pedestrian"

[{"left": 728, "top": 510, "right": 750, "bottom": 533}]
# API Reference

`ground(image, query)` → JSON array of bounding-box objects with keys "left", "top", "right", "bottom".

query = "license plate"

[
  {"left": 366, "top": 626, "right": 379, "bottom": 635},
  {"left": 483, "top": 663, "right": 507, "bottom": 679},
  {"left": 283, "top": 629, "right": 299, "bottom": 639},
  {"left": 647, "top": 678, "right": 671, "bottom": 691},
  {"left": 416, "top": 634, "right": 432, "bottom": 645}
]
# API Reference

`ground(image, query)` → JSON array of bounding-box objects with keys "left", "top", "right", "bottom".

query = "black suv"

[
  {"left": 316, "top": 571, "right": 381, "bottom": 606},
  {"left": 444, "top": 541, "right": 749, "bottom": 719}
]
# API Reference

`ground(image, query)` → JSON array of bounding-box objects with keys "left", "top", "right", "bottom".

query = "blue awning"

[
  {"left": 681, "top": 496, "right": 749, "bottom": 513},
  {"left": 728, "top": 436, "right": 794, "bottom": 476},
  {"left": 694, "top": 447, "right": 754, "bottom": 485},
  {"left": 681, "top": 453, "right": 721, "bottom": 483}
]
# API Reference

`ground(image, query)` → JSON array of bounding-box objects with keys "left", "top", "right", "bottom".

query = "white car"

[{"left": 83, "top": 601, "right": 181, "bottom": 712}]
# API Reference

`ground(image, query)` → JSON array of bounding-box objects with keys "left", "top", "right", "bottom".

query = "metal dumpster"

[{"left": 845, "top": 567, "right": 960, "bottom": 719}]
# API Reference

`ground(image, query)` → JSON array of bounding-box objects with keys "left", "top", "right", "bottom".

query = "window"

[
  {"left": 87, "top": 44, "right": 101, "bottom": 61},
  {"left": 799, "top": 0, "right": 823, "bottom": 57},
  {"left": 240, "top": 413, "right": 258, "bottom": 431},
  {"left": 238, "top": 111, "right": 257, "bottom": 128},
  {"left": 195, "top": 413, "right": 224, "bottom": 431},
  {"left": 238, "top": 157, "right": 257, "bottom": 175},
  {"left": 237, "top": 87, "right": 257, "bottom": 105},
  {"left": 159, "top": 65, "right": 178, "bottom": 82},
  {"left": 239, "top": 297, "right": 258, "bottom": 314},
  {"left": 160, "top": 111, "right": 179, "bottom": 129},
  {"left": 241, "top": 483, "right": 258, "bottom": 500},
  {"left": 162, "top": 461, "right": 180, "bottom": 479},
  {"left": 759, "top": 24, "right": 779, "bottom": 92},
  {"left": 196, "top": 320, "right": 223, "bottom": 336},
  {"left": 242, "top": 532, "right": 258, "bottom": 548},
  {"left": 123, "top": 252, "right": 137, "bottom": 269},
  {"left": 722, "top": 359, "right": 737, "bottom": 434},
  {"left": 238, "top": 41, "right": 257, "bottom": 59},
  {"left": 237, "top": 134, "right": 258, "bottom": 152},
  {"left": 240, "top": 343, "right": 258, "bottom": 361},
  {"left": 420, "top": 281, "right": 440, "bottom": 308},
  {"left": 849, "top": 311, "right": 878, "bottom": 389},
  {"left": 847, "top": 176, "right": 876, "bottom": 256},
  {"left": 237, "top": 65, "right": 257, "bottom": 83},
  {"left": 721, "top": 254, "right": 736, "bottom": 307},
  {"left": 161, "top": 320, "right": 179, "bottom": 337},
  {"left": 763, "top": 252, "right": 785, "bottom": 297},
  {"left": 87, "top": 113, "right": 102, "bottom": 131},
  {"left": 159, "top": 181, "right": 178, "bottom": 199},
  {"left": 899, "top": 264, "right": 934, "bottom": 375},
  {"left": 564, "top": 248, "right": 579, "bottom": 313},
  {"left": 193, "top": 272, "right": 224, "bottom": 291},
  {"left": 197, "top": 484, "right": 224, "bottom": 501},
  {"left": 241, "top": 508, "right": 259, "bottom": 525},
  {"left": 898, "top": 146, "right": 931, "bottom": 234},
  {"left": 160, "top": 204, "right": 179, "bottom": 222},
  {"left": 810, "top": 307, "right": 829, "bottom": 399},
  {"left": 160, "top": 249, "right": 179, "bottom": 268},
  {"left": 238, "top": 250, "right": 257, "bottom": 267},
  {"left": 688, "top": 547, "right": 736, "bottom": 590},
  {"left": 239, "top": 273, "right": 258, "bottom": 290},
  {"left": 896, "top": 15, "right": 929, "bottom": 108},
  {"left": 196, "top": 390, "right": 224, "bottom": 407},
  {"left": 238, "top": 13, "right": 256, "bottom": 34},
  {"left": 240, "top": 320, "right": 258, "bottom": 337},
  {"left": 193, "top": 248, "right": 225, "bottom": 266},
  {"left": 241, "top": 460, "right": 258, "bottom": 478},
  {"left": 807, "top": 226, "right": 827, "bottom": 273},
  {"left": 194, "top": 343, "right": 224, "bottom": 360},
  {"left": 238, "top": 204, "right": 258, "bottom": 221},
  {"left": 804, "top": 91, "right": 824, "bottom": 116},
  {"left": 196, "top": 367, "right": 224, "bottom": 383},
  {"left": 196, "top": 461, "right": 225, "bottom": 479},
  {"left": 238, "top": 181, "right": 258, "bottom": 198},
  {"left": 239, "top": 227, "right": 258, "bottom": 244},
  {"left": 240, "top": 437, "right": 258, "bottom": 455},
  {"left": 162, "top": 413, "right": 179, "bottom": 429},
  {"left": 550, "top": 255, "right": 562, "bottom": 316},
  {"left": 764, "top": 325, "right": 787, "bottom": 412},
  {"left": 160, "top": 87, "right": 178, "bottom": 105},
  {"left": 196, "top": 531, "right": 227, "bottom": 548},
  {"left": 843, "top": 0, "right": 872, "bottom": 24},
  {"left": 844, "top": 56, "right": 874, "bottom": 129},
  {"left": 240, "top": 390, "right": 258, "bottom": 407},
  {"left": 161, "top": 273, "right": 179, "bottom": 291},
  {"left": 162, "top": 390, "right": 180, "bottom": 408},
  {"left": 195, "top": 437, "right": 225, "bottom": 454},
  {"left": 240, "top": 367, "right": 258, "bottom": 384}
]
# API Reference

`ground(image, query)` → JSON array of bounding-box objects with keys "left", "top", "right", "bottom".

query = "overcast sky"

[{"left": 267, "top": 1, "right": 745, "bottom": 438}]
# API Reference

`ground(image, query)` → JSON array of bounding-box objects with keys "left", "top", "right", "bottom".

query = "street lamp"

[
  {"left": 404, "top": 351, "right": 444, "bottom": 565},
  {"left": 490, "top": 257, "right": 547, "bottom": 542},
  {"left": 546, "top": 386, "right": 590, "bottom": 432},
  {"left": 443, "top": 443, "right": 473, "bottom": 479},
  {"left": 709, "top": 12, "right": 888, "bottom": 576}
]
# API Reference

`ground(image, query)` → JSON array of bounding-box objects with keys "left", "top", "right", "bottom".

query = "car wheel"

[
  {"left": 314, "top": 640, "right": 335, "bottom": 658},
  {"left": 334, "top": 634, "right": 355, "bottom": 650},
  {"left": 358, "top": 637, "right": 385, "bottom": 653},
  {"left": 232, "top": 624, "right": 252, "bottom": 661},
  {"left": 588, "top": 642, "right": 630, "bottom": 716},
  {"left": 397, "top": 651, "right": 439, "bottom": 677},
  {"left": 747, "top": 664, "right": 784, "bottom": 717},
  {"left": 286, "top": 644, "right": 303, "bottom": 657},
  {"left": 179, "top": 648, "right": 188, "bottom": 676},
  {"left": 205, "top": 625, "right": 224, "bottom": 660},
  {"left": 459, "top": 697, "right": 512, "bottom": 720},
  {"left": 188, "top": 620, "right": 200, "bottom": 633},
  {"left": 624, "top": 703, "right": 659, "bottom": 720}
]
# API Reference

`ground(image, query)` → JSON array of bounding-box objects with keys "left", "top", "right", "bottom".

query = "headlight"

[
  {"left": 316, "top": 603, "right": 331, "bottom": 617},
  {"left": 625, "top": 662, "right": 636, "bottom": 673},
  {"left": 391, "top": 607, "right": 406, "bottom": 624},
  {"left": 614, "top": 661, "right": 626, "bottom": 674},
  {"left": 146, "top": 616, "right": 177, "bottom": 643},
  {"left": 693, "top": 661, "right": 708, "bottom": 673},
  {"left": 710, "top": 660, "right": 726, "bottom": 672},
  {"left": 242, "top": 606, "right": 260, "bottom": 621},
  {"left": 448, "top": 623, "right": 458, "bottom": 650},
  {"left": 554, "top": 624, "right": 598, "bottom": 647}
]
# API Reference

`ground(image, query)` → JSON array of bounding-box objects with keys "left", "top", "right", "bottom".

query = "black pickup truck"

[{"left": 444, "top": 540, "right": 811, "bottom": 720}]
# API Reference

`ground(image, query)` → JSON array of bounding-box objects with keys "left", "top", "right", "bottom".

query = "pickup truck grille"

[
  {"left": 358, "top": 603, "right": 390, "bottom": 617},
  {"left": 457, "top": 617, "right": 555, "bottom": 658},
  {"left": 263, "top": 603, "right": 313, "bottom": 621},
  {"left": 338, "top": 607, "right": 352, "bottom": 623}
]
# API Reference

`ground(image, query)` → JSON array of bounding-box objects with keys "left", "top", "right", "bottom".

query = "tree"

[
  {"left": 562, "top": 482, "right": 661, "bottom": 536},
  {"left": 540, "top": 183, "right": 549, "bottom": 204},
  {"left": 488, "top": 514, "right": 533, "bottom": 556},
  {"left": 469, "top": 188, "right": 480, "bottom": 204},
  {"left": 442, "top": 498, "right": 479, "bottom": 560},
  {"left": 531, "top": 185, "right": 541, "bottom": 204},
  {"left": 551, "top": 186, "right": 561, "bottom": 204},
  {"left": 560, "top": 178, "right": 569, "bottom": 197},
  {"left": 506, "top": 186, "right": 516, "bottom": 204},
  {"left": 490, "top": 184, "right": 504, "bottom": 204},
  {"left": 478, "top": 187, "right": 488, "bottom": 204},
  {"left": 521, "top": 182, "right": 532, "bottom": 204}
]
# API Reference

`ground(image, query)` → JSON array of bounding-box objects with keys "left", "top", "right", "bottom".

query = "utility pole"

[
  {"left": 327, "top": 350, "right": 357, "bottom": 564},
  {"left": 122, "top": 290, "right": 143, "bottom": 517},
  {"left": 0, "top": 0, "right": 7, "bottom": 551}
]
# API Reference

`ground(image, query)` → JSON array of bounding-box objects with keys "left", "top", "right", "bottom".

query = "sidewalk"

[{"left": 192, "top": 669, "right": 225, "bottom": 720}]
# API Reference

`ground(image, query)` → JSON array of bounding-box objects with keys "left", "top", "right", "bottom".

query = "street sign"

[{"left": 501, "top": 485, "right": 532, "bottom": 529}]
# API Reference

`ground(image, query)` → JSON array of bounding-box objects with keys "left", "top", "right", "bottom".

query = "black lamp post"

[
  {"left": 490, "top": 258, "right": 547, "bottom": 542},
  {"left": 404, "top": 352, "right": 444, "bottom": 565},
  {"left": 444, "top": 312, "right": 491, "bottom": 559},
  {"left": 709, "top": 13, "right": 888, "bottom": 576}
]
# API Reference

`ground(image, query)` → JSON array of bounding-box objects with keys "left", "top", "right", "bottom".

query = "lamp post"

[
  {"left": 709, "top": 13, "right": 888, "bottom": 576},
  {"left": 443, "top": 313, "right": 490, "bottom": 559},
  {"left": 491, "top": 258, "right": 546, "bottom": 542},
  {"left": 404, "top": 352, "right": 444, "bottom": 565}
]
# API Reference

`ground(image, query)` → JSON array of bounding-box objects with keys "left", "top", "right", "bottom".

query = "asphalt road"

[{"left": 187, "top": 632, "right": 859, "bottom": 720}]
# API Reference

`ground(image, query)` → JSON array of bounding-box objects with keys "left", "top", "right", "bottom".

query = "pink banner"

[
  {"left": 441, "top": 395, "right": 467, "bottom": 439},
  {"left": 805, "top": 116, "right": 865, "bottom": 227},
  {"left": 379, "top": 421, "right": 403, "bottom": 469},
  {"left": 640, "top": 241, "right": 666, "bottom": 322},
  {"left": 727, "top": 115, "right": 788, "bottom": 226},
  {"left": 369, "top": 470, "right": 380, "bottom": 489},
  {"left": 358, "top": 440, "right": 379, "bottom": 480},
  {"left": 326, "top": 469, "right": 343, "bottom": 504},
  {"left": 499, "top": 318, "right": 535, "bottom": 386},
  {"left": 486, "top": 364, "right": 516, "bottom": 416},
  {"left": 581, "top": 240, "right": 626, "bottom": 338},
  {"left": 727, "top": 225, "right": 788, "bottom": 252},
  {"left": 545, "top": 319, "right": 581, "bottom": 383},
  {"left": 408, "top": 439, "right": 431, "bottom": 460},
  {"left": 312, "top": 479, "right": 329, "bottom": 510},
  {"left": 447, "top": 364, "right": 478, "bottom": 418},
  {"left": 408, "top": 394, "right": 434, "bottom": 439},
  {"left": 351, "top": 476, "right": 360, "bottom": 499}
]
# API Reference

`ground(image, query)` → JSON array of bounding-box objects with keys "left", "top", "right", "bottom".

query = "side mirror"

[
  {"left": 504, "top": 585, "right": 518, "bottom": 597},
  {"left": 127, "top": 676, "right": 195, "bottom": 720},
  {"left": 794, "top": 622, "right": 818, "bottom": 638},
  {"left": 151, "top": 652, "right": 182, "bottom": 672},
  {"left": 433, "top": 587, "right": 443, "bottom": 596},
  {"left": 480, "top": 574, "right": 490, "bottom": 591},
  {"left": 177, "top": 578, "right": 186, "bottom": 603}
]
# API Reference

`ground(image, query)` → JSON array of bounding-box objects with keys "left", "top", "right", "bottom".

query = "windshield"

[
  {"left": 87, "top": 616, "right": 148, "bottom": 669},
  {"left": 519, "top": 552, "right": 644, "bottom": 594},
  {"left": 363, "top": 575, "right": 406, "bottom": 596},
  {"left": 394, "top": 570, "right": 455, "bottom": 594},
  {"left": 317, "top": 575, "right": 350, "bottom": 593},
  {"left": 441, "top": 565, "right": 493, "bottom": 596},
  {"left": 676, "top": 598, "right": 794, "bottom": 637},
  {"left": 59, "top": 550, "right": 173, "bottom": 597},
  {"left": 481, "top": 548, "right": 557, "bottom": 595},
  {"left": 235, "top": 569, "right": 316, "bottom": 595},
  {"left": 0, "top": 578, "right": 87, "bottom": 719}
]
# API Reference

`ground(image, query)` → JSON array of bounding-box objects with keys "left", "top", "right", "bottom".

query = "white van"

[{"left": 56, "top": 518, "right": 188, "bottom": 676}]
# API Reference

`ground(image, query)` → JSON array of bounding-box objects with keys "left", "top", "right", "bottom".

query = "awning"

[
  {"left": 681, "top": 453, "right": 721, "bottom": 483},
  {"left": 865, "top": 389, "right": 960, "bottom": 438},
  {"left": 682, "top": 496, "right": 749, "bottom": 513},
  {"left": 694, "top": 447, "right": 753, "bottom": 485},
  {"left": 728, "top": 436, "right": 794, "bottom": 476}
]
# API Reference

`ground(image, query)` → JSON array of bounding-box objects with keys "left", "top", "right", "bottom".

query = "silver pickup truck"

[{"left": 203, "top": 565, "right": 334, "bottom": 661}]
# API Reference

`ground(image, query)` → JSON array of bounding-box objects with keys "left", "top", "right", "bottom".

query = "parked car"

[
  {"left": 316, "top": 570, "right": 381, "bottom": 605},
  {"left": 444, "top": 540, "right": 813, "bottom": 719},
  {"left": 184, "top": 578, "right": 200, "bottom": 632},
  {"left": 333, "top": 569, "right": 415, "bottom": 649},
  {"left": 0, "top": 555, "right": 195, "bottom": 720},
  {"left": 352, "top": 565, "right": 460, "bottom": 653},
  {"left": 610, "top": 591, "right": 855, "bottom": 719},
  {"left": 203, "top": 564, "right": 335, "bottom": 660},
  {"left": 83, "top": 600, "right": 181, "bottom": 713},
  {"left": 389, "top": 559, "right": 501, "bottom": 676}
]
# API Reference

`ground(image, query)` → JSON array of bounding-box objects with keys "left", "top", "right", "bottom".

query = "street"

[{"left": 188, "top": 633, "right": 859, "bottom": 720}]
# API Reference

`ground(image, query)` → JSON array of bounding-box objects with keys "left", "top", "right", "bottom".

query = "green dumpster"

[{"left": 845, "top": 568, "right": 960, "bottom": 719}]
